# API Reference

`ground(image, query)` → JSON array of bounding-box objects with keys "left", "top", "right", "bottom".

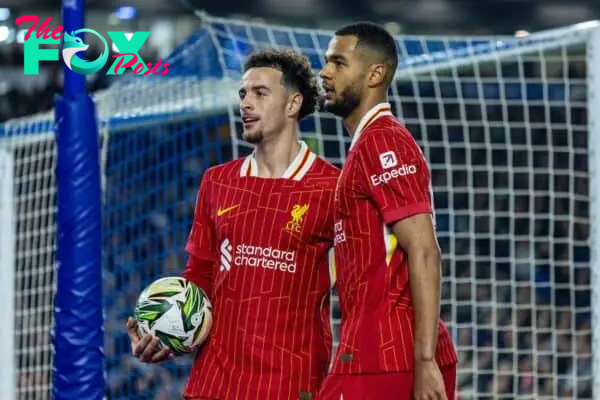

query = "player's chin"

[
  {"left": 242, "top": 130, "right": 263, "bottom": 144},
  {"left": 322, "top": 98, "right": 334, "bottom": 109},
  {"left": 322, "top": 100, "right": 342, "bottom": 115}
]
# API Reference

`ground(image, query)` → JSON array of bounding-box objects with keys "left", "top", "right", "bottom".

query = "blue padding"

[{"left": 53, "top": 93, "right": 104, "bottom": 400}]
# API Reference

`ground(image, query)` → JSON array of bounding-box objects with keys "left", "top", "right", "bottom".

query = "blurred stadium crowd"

[
  {"left": 0, "top": 44, "right": 160, "bottom": 123},
  {"left": 7, "top": 17, "right": 593, "bottom": 400}
]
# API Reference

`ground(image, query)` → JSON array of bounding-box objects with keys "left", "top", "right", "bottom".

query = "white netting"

[
  {"left": 0, "top": 14, "right": 597, "bottom": 399},
  {"left": 1, "top": 128, "right": 55, "bottom": 400}
]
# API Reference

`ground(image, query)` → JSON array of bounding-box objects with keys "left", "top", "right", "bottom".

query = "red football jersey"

[
  {"left": 331, "top": 103, "right": 458, "bottom": 374},
  {"left": 182, "top": 141, "right": 339, "bottom": 399}
]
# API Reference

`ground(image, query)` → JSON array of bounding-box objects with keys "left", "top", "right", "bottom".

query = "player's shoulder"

[
  {"left": 300, "top": 154, "right": 340, "bottom": 190},
  {"left": 366, "top": 115, "right": 416, "bottom": 143},
  {"left": 310, "top": 154, "right": 341, "bottom": 178},
  {"left": 358, "top": 116, "right": 422, "bottom": 156},
  {"left": 201, "top": 158, "right": 246, "bottom": 182}
]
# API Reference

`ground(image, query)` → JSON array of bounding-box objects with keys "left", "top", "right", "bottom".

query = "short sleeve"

[
  {"left": 358, "top": 130, "right": 433, "bottom": 225},
  {"left": 185, "top": 175, "right": 218, "bottom": 262}
]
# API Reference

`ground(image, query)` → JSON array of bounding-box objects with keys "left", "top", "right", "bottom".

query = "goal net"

[{"left": 0, "top": 13, "right": 598, "bottom": 400}]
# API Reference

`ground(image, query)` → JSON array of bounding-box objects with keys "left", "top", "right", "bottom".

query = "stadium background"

[{"left": 0, "top": 0, "right": 598, "bottom": 399}]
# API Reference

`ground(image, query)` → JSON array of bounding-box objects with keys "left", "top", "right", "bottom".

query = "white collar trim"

[
  {"left": 350, "top": 102, "right": 394, "bottom": 150},
  {"left": 240, "top": 140, "right": 316, "bottom": 180}
]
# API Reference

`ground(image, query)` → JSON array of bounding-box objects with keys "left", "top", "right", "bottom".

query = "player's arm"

[
  {"left": 391, "top": 215, "right": 441, "bottom": 362},
  {"left": 180, "top": 174, "right": 218, "bottom": 352},
  {"left": 127, "top": 173, "right": 217, "bottom": 362},
  {"left": 357, "top": 132, "right": 440, "bottom": 362},
  {"left": 183, "top": 174, "right": 218, "bottom": 296}
]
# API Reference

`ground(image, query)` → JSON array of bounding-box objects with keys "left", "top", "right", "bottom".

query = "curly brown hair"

[{"left": 243, "top": 49, "right": 320, "bottom": 120}]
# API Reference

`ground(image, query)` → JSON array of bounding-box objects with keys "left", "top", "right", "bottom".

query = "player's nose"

[
  {"left": 319, "top": 66, "right": 332, "bottom": 81},
  {"left": 240, "top": 97, "right": 254, "bottom": 112}
]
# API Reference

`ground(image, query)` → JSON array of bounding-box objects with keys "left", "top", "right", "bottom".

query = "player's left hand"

[{"left": 414, "top": 359, "right": 447, "bottom": 400}]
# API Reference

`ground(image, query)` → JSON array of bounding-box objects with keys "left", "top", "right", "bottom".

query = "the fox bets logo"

[{"left": 16, "top": 15, "right": 171, "bottom": 76}]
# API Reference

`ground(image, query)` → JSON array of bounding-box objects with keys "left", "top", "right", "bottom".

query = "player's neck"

[
  {"left": 253, "top": 128, "right": 301, "bottom": 179},
  {"left": 344, "top": 93, "right": 388, "bottom": 136}
]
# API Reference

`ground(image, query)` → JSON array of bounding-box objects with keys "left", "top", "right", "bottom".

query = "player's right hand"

[
  {"left": 126, "top": 317, "right": 174, "bottom": 363},
  {"left": 414, "top": 359, "right": 448, "bottom": 400}
]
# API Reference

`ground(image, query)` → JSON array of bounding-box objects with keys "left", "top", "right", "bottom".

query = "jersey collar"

[
  {"left": 349, "top": 102, "right": 394, "bottom": 150},
  {"left": 240, "top": 140, "right": 316, "bottom": 181}
]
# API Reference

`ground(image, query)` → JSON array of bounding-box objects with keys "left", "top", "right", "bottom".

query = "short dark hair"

[
  {"left": 243, "top": 49, "right": 320, "bottom": 120},
  {"left": 335, "top": 22, "right": 398, "bottom": 85}
]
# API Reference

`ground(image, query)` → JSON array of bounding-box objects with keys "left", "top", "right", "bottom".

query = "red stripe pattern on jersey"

[
  {"left": 183, "top": 156, "right": 339, "bottom": 399},
  {"left": 331, "top": 111, "right": 458, "bottom": 375}
]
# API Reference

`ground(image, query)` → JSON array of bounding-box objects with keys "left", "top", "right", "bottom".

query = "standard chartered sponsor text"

[{"left": 235, "top": 243, "right": 297, "bottom": 273}]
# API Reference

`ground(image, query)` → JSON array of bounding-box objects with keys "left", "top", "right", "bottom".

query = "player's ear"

[
  {"left": 367, "top": 63, "right": 386, "bottom": 88},
  {"left": 287, "top": 91, "right": 303, "bottom": 118}
]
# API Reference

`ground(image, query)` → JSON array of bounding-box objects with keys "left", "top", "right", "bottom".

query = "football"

[{"left": 134, "top": 276, "right": 213, "bottom": 355}]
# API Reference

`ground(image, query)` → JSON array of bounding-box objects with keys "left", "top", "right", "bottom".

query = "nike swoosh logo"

[{"left": 216, "top": 205, "right": 239, "bottom": 216}]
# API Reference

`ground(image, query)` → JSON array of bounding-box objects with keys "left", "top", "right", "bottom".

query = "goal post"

[
  {"left": 0, "top": 13, "right": 598, "bottom": 399},
  {"left": 587, "top": 23, "right": 600, "bottom": 399},
  {"left": 0, "top": 144, "right": 15, "bottom": 400}
]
